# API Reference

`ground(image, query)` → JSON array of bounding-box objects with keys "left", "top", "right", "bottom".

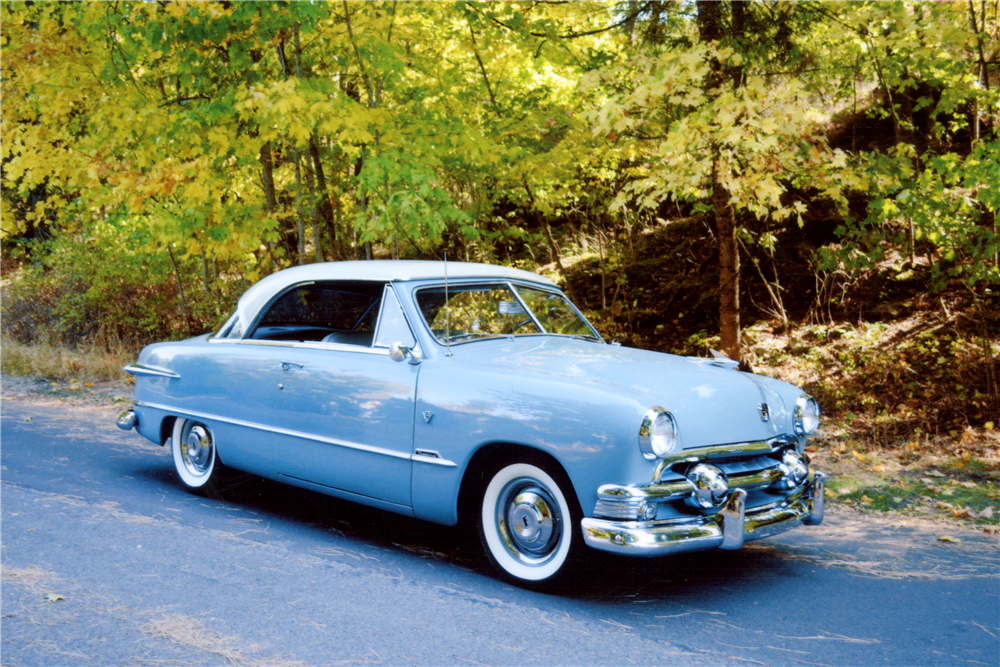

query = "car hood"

[{"left": 453, "top": 337, "right": 792, "bottom": 448}]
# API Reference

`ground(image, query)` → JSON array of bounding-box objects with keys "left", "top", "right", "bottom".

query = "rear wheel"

[
  {"left": 171, "top": 418, "right": 228, "bottom": 498},
  {"left": 478, "top": 461, "right": 579, "bottom": 588}
]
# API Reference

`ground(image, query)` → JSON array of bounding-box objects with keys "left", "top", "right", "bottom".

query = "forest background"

[{"left": 2, "top": 1, "right": 999, "bottom": 522}]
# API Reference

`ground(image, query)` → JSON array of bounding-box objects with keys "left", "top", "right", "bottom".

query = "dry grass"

[
  {"left": 0, "top": 334, "right": 135, "bottom": 383},
  {"left": 141, "top": 614, "right": 304, "bottom": 667},
  {"left": 1, "top": 565, "right": 59, "bottom": 595}
]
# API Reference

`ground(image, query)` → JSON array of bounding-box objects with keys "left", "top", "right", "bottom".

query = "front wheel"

[
  {"left": 171, "top": 418, "right": 227, "bottom": 498},
  {"left": 479, "top": 462, "right": 578, "bottom": 588}
]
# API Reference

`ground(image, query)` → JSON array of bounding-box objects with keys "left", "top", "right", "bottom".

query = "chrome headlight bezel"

[
  {"left": 793, "top": 395, "right": 821, "bottom": 436},
  {"left": 638, "top": 407, "right": 678, "bottom": 460}
]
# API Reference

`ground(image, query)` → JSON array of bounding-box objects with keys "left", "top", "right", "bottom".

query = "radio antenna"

[{"left": 444, "top": 252, "right": 452, "bottom": 357}]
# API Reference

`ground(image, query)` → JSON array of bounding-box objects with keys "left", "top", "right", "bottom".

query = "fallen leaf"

[
  {"left": 851, "top": 450, "right": 866, "bottom": 462},
  {"left": 979, "top": 506, "right": 994, "bottom": 519},
  {"left": 871, "top": 465, "right": 886, "bottom": 473},
  {"left": 950, "top": 507, "right": 974, "bottom": 519},
  {"left": 67, "top": 385, "right": 80, "bottom": 391},
  {"left": 942, "top": 489, "right": 955, "bottom": 496},
  {"left": 824, "top": 488, "right": 836, "bottom": 499},
  {"left": 84, "top": 382, "right": 95, "bottom": 388},
  {"left": 961, "top": 481, "right": 978, "bottom": 489},
  {"left": 937, "top": 535, "right": 960, "bottom": 543},
  {"left": 860, "top": 495, "right": 873, "bottom": 504},
  {"left": 926, "top": 470, "right": 946, "bottom": 478},
  {"left": 985, "top": 421, "right": 994, "bottom": 432},
  {"left": 936, "top": 501, "right": 954, "bottom": 509},
  {"left": 50, "top": 382, "right": 59, "bottom": 387},
  {"left": 45, "top": 594, "right": 64, "bottom": 603},
  {"left": 983, "top": 525, "right": 1000, "bottom": 534}
]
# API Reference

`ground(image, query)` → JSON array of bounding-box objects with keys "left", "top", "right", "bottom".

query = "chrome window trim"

[
  {"left": 136, "top": 401, "right": 454, "bottom": 466},
  {"left": 508, "top": 280, "right": 605, "bottom": 343},
  {"left": 124, "top": 363, "right": 181, "bottom": 379},
  {"left": 411, "top": 279, "right": 603, "bottom": 348},
  {"left": 373, "top": 283, "right": 418, "bottom": 350},
  {"left": 233, "top": 339, "right": 391, "bottom": 355}
]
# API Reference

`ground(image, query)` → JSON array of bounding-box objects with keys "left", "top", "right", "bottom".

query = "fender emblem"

[
  {"left": 758, "top": 403, "right": 770, "bottom": 422},
  {"left": 423, "top": 411, "right": 433, "bottom": 423}
]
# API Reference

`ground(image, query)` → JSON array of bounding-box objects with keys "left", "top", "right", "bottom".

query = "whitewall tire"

[
  {"left": 171, "top": 418, "right": 220, "bottom": 493},
  {"left": 479, "top": 462, "right": 576, "bottom": 586}
]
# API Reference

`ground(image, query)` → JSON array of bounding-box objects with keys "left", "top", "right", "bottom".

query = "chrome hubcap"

[
  {"left": 181, "top": 424, "right": 212, "bottom": 477},
  {"left": 496, "top": 479, "right": 562, "bottom": 565}
]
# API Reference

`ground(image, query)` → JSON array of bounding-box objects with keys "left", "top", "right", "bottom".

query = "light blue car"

[{"left": 117, "top": 260, "right": 824, "bottom": 587}]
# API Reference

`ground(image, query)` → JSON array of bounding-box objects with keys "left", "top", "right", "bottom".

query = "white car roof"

[{"left": 236, "top": 260, "right": 557, "bottom": 330}]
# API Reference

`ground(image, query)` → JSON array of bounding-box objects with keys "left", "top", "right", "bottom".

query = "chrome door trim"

[
  {"left": 124, "top": 363, "right": 181, "bottom": 379},
  {"left": 136, "top": 401, "right": 455, "bottom": 466},
  {"left": 236, "top": 339, "right": 390, "bottom": 355}
]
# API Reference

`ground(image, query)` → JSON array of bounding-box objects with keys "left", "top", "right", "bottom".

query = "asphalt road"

[{"left": 2, "top": 398, "right": 998, "bottom": 666}]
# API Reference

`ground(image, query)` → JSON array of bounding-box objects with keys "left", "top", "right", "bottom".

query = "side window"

[
  {"left": 216, "top": 312, "right": 239, "bottom": 339},
  {"left": 250, "top": 281, "right": 383, "bottom": 344},
  {"left": 373, "top": 285, "right": 415, "bottom": 349}
]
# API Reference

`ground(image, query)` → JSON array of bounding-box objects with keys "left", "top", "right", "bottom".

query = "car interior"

[{"left": 248, "top": 280, "right": 386, "bottom": 345}]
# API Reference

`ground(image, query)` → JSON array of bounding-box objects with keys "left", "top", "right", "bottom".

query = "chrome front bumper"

[{"left": 581, "top": 472, "right": 825, "bottom": 556}]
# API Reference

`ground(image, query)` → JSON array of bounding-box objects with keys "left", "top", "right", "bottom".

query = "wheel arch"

[
  {"left": 160, "top": 415, "right": 177, "bottom": 446},
  {"left": 456, "top": 441, "right": 582, "bottom": 529}
]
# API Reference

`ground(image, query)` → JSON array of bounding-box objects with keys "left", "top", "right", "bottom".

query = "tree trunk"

[
  {"left": 166, "top": 245, "right": 191, "bottom": 335},
  {"left": 259, "top": 141, "right": 278, "bottom": 268},
  {"left": 309, "top": 137, "right": 336, "bottom": 260},
  {"left": 698, "top": 0, "right": 742, "bottom": 361}
]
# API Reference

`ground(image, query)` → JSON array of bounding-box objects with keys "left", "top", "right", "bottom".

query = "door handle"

[{"left": 280, "top": 361, "right": 304, "bottom": 371}]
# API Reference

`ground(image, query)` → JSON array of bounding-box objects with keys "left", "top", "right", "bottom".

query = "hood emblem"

[{"left": 758, "top": 403, "right": 770, "bottom": 422}]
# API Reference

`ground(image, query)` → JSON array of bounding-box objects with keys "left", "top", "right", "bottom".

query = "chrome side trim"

[
  {"left": 135, "top": 401, "right": 458, "bottom": 467},
  {"left": 135, "top": 401, "right": 411, "bottom": 461},
  {"left": 124, "top": 364, "right": 181, "bottom": 379}
]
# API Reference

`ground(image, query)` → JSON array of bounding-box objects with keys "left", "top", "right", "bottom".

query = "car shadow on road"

[{"left": 137, "top": 466, "right": 804, "bottom": 602}]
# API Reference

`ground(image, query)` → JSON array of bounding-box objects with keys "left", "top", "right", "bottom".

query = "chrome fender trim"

[{"left": 124, "top": 363, "right": 180, "bottom": 379}]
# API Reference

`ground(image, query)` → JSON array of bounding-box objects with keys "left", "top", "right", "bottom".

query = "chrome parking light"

[
  {"left": 774, "top": 450, "right": 810, "bottom": 489},
  {"left": 685, "top": 464, "right": 729, "bottom": 509}
]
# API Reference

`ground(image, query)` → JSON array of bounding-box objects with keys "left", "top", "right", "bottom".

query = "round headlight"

[
  {"left": 638, "top": 407, "right": 678, "bottom": 460},
  {"left": 794, "top": 395, "right": 821, "bottom": 436}
]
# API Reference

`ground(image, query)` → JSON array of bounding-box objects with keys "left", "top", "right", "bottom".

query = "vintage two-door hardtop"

[{"left": 117, "top": 260, "right": 824, "bottom": 587}]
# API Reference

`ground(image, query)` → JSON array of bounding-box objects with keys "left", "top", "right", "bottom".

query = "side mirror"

[{"left": 390, "top": 342, "right": 422, "bottom": 365}]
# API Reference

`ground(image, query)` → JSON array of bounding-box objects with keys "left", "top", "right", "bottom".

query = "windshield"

[
  {"left": 513, "top": 285, "right": 600, "bottom": 340},
  {"left": 415, "top": 282, "right": 601, "bottom": 345}
]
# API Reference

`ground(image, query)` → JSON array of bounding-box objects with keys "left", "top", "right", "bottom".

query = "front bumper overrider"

[{"left": 581, "top": 472, "right": 825, "bottom": 556}]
